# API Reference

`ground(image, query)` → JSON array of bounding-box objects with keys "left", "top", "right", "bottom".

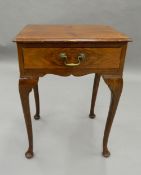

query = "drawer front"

[{"left": 23, "top": 47, "right": 122, "bottom": 69}]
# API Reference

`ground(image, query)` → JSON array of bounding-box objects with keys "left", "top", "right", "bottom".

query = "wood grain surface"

[
  {"left": 23, "top": 47, "right": 122, "bottom": 69},
  {"left": 14, "top": 25, "right": 131, "bottom": 42}
]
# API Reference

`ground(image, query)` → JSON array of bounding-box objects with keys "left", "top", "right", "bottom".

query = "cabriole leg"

[
  {"left": 89, "top": 74, "right": 101, "bottom": 118},
  {"left": 33, "top": 84, "right": 40, "bottom": 120},
  {"left": 102, "top": 75, "right": 123, "bottom": 157},
  {"left": 19, "top": 77, "right": 38, "bottom": 159}
]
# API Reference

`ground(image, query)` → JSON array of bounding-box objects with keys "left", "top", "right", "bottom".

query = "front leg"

[
  {"left": 19, "top": 77, "right": 38, "bottom": 158},
  {"left": 102, "top": 75, "right": 123, "bottom": 157}
]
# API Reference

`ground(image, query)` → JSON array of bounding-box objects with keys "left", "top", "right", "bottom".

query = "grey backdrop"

[
  {"left": 0, "top": 0, "right": 140, "bottom": 71},
  {"left": 0, "top": 1, "right": 141, "bottom": 175}
]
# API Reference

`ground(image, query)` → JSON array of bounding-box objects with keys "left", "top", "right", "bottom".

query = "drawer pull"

[{"left": 60, "top": 53, "right": 85, "bottom": 67}]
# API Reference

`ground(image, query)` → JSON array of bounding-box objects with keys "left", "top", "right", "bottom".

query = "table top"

[{"left": 14, "top": 24, "right": 131, "bottom": 43}]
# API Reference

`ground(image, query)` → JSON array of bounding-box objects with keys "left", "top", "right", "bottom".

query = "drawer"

[{"left": 23, "top": 47, "right": 122, "bottom": 69}]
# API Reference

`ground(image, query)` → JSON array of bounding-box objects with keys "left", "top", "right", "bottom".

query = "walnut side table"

[{"left": 14, "top": 25, "right": 131, "bottom": 159}]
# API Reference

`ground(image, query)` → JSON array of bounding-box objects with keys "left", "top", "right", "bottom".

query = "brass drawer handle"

[{"left": 59, "top": 53, "right": 86, "bottom": 67}]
